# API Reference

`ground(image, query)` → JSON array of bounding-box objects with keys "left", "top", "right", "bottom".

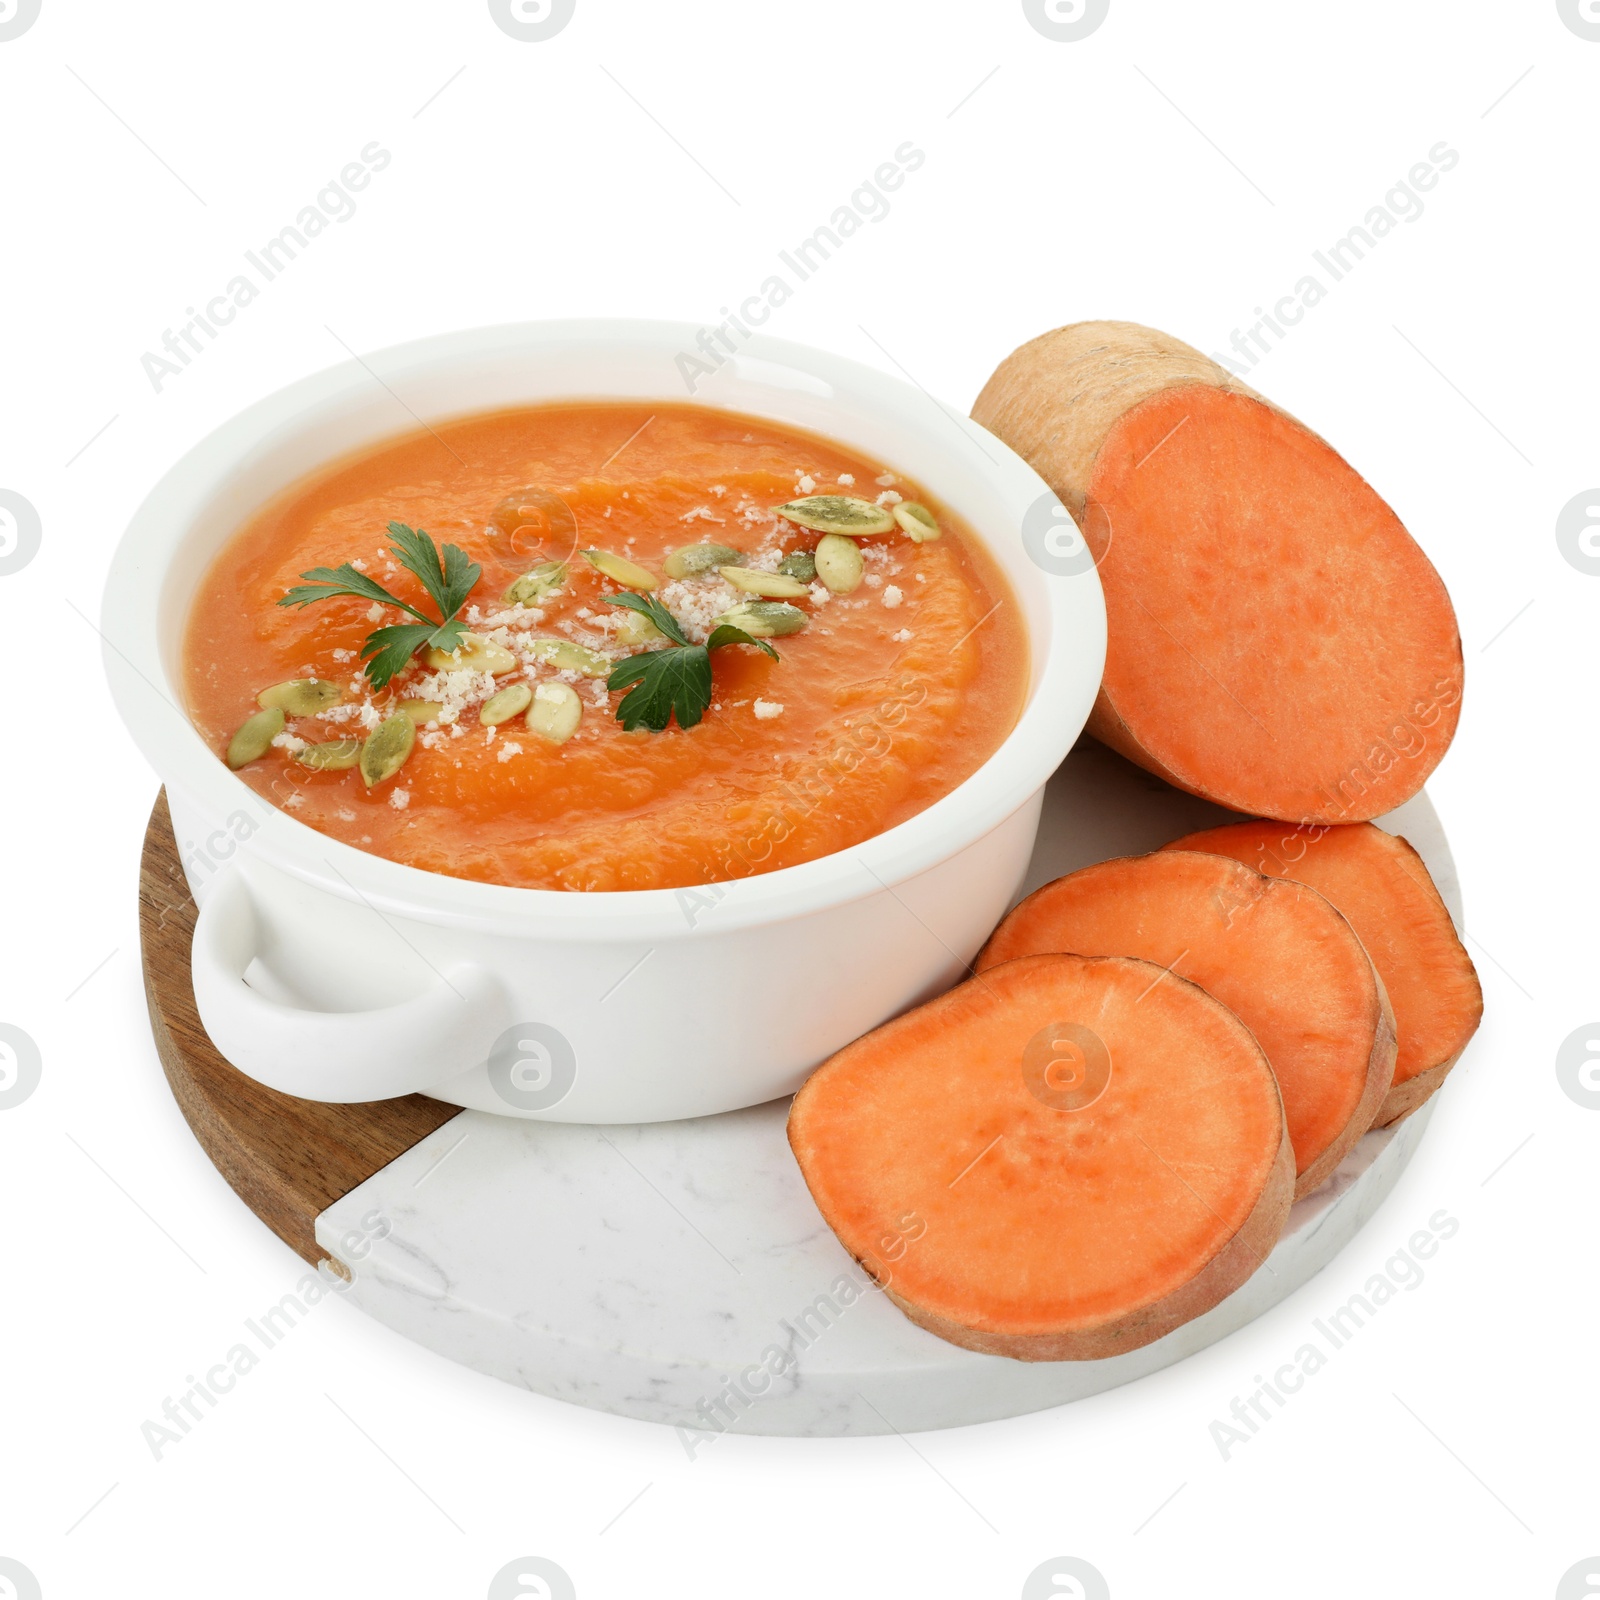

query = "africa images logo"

[
  {"left": 1556, "top": 489, "right": 1600, "bottom": 575},
  {"left": 0, "top": 491, "right": 42, "bottom": 577},
  {"left": 488, "top": 0, "right": 575, "bottom": 42},
  {"left": 0, "top": 0, "right": 41, "bottom": 42},
  {"left": 1022, "top": 491, "right": 1098, "bottom": 577},
  {"left": 0, "top": 1024, "right": 42, "bottom": 1110},
  {"left": 1022, "top": 0, "right": 1109, "bottom": 42},
  {"left": 1557, "top": 0, "right": 1600, "bottom": 42},
  {"left": 487, "top": 1022, "right": 577, "bottom": 1111},
  {"left": 488, "top": 1557, "right": 576, "bottom": 1599}
]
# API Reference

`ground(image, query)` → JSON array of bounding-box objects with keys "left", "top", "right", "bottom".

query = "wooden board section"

[{"left": 139, "top": 791, "right": 460, "bottom": 1265}]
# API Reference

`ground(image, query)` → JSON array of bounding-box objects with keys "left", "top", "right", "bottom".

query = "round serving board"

[{"left": 139, "top": 742, "right": 1459, "bottom": 1436}]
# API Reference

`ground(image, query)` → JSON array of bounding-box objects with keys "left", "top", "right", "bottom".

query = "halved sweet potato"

[
  {"left": 971, "top": 321, "right": 1463, "bottom": 823},
  {"left": 1165, "top": 820, "right": 1481, "bottom": 1126},
  {"left": 788, "top": 952, "right": 1293, "bottom": 1361},
  {"left": 977, "top": 851, "right": 1396, "bottom": 1197}
]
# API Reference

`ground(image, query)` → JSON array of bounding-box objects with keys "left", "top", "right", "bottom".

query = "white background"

[{"left": 1, "top": 1, "right": 1594, "bottom": 1596}]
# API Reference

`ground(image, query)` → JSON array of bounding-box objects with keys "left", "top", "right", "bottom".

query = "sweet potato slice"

[
  {"left": 977, "top": 851, "right": 1395, "bottom": 1197},
  {"left": 1165, "top": 821, "right": 1481, "bottom": 1126},
  {"left": 972, "top": 321, "right": 1463, "bottom": 823},
  {"left": 788, "top": 953, "right": 1292, "bottom": 1361}
]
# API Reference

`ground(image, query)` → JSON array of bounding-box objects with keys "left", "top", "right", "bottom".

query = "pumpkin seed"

[
  {"left": 294, "top": 739, "right": 362, "bottom": 771},
  {"left": 397, "top": 698, "right": 446, "bottom": 725},
  {"left": 713, "top": 600, "right": 808, "bottom": 638},
  {"left": 359, "top": 713, "right": 415, "bottom": 788},
  {"left": 525, "top": 638, "right": 612, "bottom": 677},
  {"left": 614, "top": 609, "right": 663, "bottom": 647},
  {"left": 893, "top": 501, "right": 940, "bottom": 542},
  {"left": 663, "top": 542, "right": 743, "bottom": 579},
  {"left": 226, "top": 707, "right": 285, "bottom": 769},
  {"left": 503, "top": 560, "right": 568, "bottom": 606},
  {"left": 814, "top": 533, "right": 864, "bottom": 594},
  {"left": 583, "top": 548, "right": 658, "bottom": 590},
  {"left": 422, "top": 632, "right": 518, "bottom": 675},
  {"left": 479, "top": 683, "right": 533, "bottom": 725},
  {"left": 257, "top": 678, "right": 341, "bottom": 715},
  {"left": 778, "top": 550, "right": 816, "bottom": 582},
  {"left": 526, "top": 681, "right": 583, "bottom": 744},
  {"left": 718, "top": 564, "right": 811, "bottom": 599},
  {"left": 772, "top": 495, "right": 895, "bottom": 537}
]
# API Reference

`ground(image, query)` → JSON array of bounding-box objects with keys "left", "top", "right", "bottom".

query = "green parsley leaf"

[
  {"left": 278, "top": 523, "right": 482, "bottom": 692},
  {"left": 608, "top": 642, "right": 714, "bottom": 732},
  {"left": 705, "top": 623, "right": 779, "bottom": 659},
  {"left": 280, "top": 564, "right": 431, "bottom": 624},
  {"left": 360, "top": 624, "right": 438, "bottom": 689},
  {"left": 385, "top": 521, "right": 481, "bottom": 624},
  {"left": 602, "top": 598, "right": 781, "bottom": 731},
  {"left": 424, "top": 615, "right": 472, "bottom": 656},
  {"left": 604, "top": 590, "right": 691, "bottom": 647}
]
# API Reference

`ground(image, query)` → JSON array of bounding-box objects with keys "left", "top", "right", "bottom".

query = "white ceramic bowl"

[{"left": 104, "top": 321, "right": 1105, "bottom": 1122}]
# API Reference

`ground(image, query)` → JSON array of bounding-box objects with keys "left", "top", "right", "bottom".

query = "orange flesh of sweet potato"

[
  {"left": 1084, "top": 385, "right": 1461, "bottom": 821},
  {"left": 787, "top": 953, "right": 1293, "bottom": 1361},
  {"left": 972, "top": 322, "right": 1463, "bottom": 824},
  {"left": 1165, "top": 821, "right": 1481, "bottom": 1126},
  {"left": 976, "top": 852, "right": 1396, "bottom": 1197}
]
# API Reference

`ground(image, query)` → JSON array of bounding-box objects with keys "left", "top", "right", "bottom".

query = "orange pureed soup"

[{"left": 185, "top": 402, "right": 1029, "bottom": 891}]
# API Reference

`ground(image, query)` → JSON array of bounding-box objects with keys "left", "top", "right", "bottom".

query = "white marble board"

[{"left": 316, "top": 742, "right": 1458, "bottom": 1437}]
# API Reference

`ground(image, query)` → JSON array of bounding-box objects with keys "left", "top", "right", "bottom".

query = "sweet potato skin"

[
  {"left": 1165, "top": 820, "right": 1482, "bottom": 1127},
  {"left": 972, "top": 320, "right": 1464, "bottom": 824},
  {"left": 978, "top": 852, "right": 1396, "bottom": 1198},
  {"left": 1370, "top": 1056, "right": 1459, "bottom": 1127},
  {"left": 971, "top": 320, "right": 1271, "bottom": 521},
  {"left": 789, "top": 953, "right": 1295, "bottom": 1362}
]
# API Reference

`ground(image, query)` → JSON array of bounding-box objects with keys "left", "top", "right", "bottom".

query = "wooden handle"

[{"left": 139, "top": 790, "right": 461, "bottom": 1264}]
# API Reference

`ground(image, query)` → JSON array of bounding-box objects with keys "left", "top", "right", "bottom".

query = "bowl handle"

[{"left": 189, "top": 865, "right": 508, "bottom": 1102}]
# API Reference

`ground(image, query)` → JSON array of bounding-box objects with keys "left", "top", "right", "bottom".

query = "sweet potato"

[
  {"left": 1165, "top": 820, "right": 1481, "bottom": 1126},
  {"left": 977, "top": 851, "right": 1395, "bottom": 1197},
  {"left": 971, "top": 321, "right": 1463, "bottom": 823},
  {"left": 788, "top": 953, "right": 1293, "bottom": 1361}
]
